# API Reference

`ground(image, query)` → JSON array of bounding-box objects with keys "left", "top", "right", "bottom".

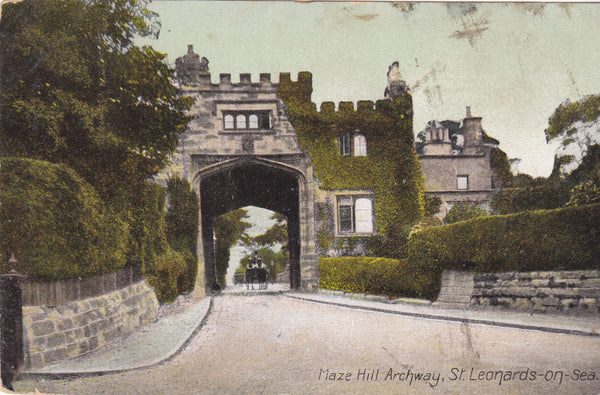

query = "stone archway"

[{"left": 193, "top": 157, "right": 317, "bottom": 294}]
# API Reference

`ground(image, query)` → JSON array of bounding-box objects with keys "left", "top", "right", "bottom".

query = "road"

[{"left": 15, "top": 294, "right": 600, "bottom": 394}]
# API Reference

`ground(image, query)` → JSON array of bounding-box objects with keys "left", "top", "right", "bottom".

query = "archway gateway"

[
  {"left": 171, "top": 47, "right": 321, "bottom": 295},
  {"left": 193, "top": 158, "right": 318, "bottom": 294}
]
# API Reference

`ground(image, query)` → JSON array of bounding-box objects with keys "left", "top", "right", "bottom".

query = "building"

[
  {"left": 167, "top": 46, "right": 423, "bottom": 292},
  {"left": 416, "top": 107, "right": 504, "bottom": 218}
]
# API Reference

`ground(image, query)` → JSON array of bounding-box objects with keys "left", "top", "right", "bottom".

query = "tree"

[
  {"left": 214, "top": 209, "right": 251, "bottom": 287},
  {"left": 0, "top": 0, "right": 192, "bottom": 201},
  {"left": 237, "top": 213, "right": 289, "bottom": 281},
  {"left": 252, "top": 212, "right": 288, "bottom": 251},
  {"left": 546, "top": 95, "right": 600, "bottom": 177},
  {"left": 445, "top": 202, "right": 488, "bottom": 224}
]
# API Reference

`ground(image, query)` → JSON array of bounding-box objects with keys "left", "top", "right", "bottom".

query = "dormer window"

[{"left": 223, "top": 111, "right": 271, "bottom": 130}]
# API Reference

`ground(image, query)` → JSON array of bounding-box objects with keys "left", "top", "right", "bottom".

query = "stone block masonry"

[
  {"left": 22, "top": 279, "right": 158, "bottom": 370},
  {"left": 468, "top": 270, "right": 600, "bottom": 315}
]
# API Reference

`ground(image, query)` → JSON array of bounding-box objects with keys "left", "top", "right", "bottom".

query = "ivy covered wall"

[{"left": 278, "top": 74, "right": 425, "bottom": 256}]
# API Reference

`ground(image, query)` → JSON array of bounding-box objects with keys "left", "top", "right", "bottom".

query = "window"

[
  {"left": 338, "top": 134, "right": 352, "bottom": 157},
  {"left": 222, "top": 111, "right": 272, "bottom": 130},
  {"left": 338, "top": 133, "right": 367, "bottom": 157},
  {"left": 338, "top": 197, "right": 353, "bottom": 232},
  {"left": 457, "top": 175, "right": 469, "bottom": 190},
  {"left": 224, "top": 114, "right": 234, "bottom": 129},
  {"left": 354, "top": 134, "right": 367, "bottom": 156},
  {"left": 236, "top": 114, "right": 246, "bottom": 129},
  {"left": 354, "top": 198, "right": 373, "bottom": 233},
  {"left": 248, "top": 114, "right": 259, "bottom": 129},
  {"left": 337, "top": 195, "right": 374, "bottom": 234}
]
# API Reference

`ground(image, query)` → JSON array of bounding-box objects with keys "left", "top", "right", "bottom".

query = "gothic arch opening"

[{"left": 196, "top": 160, "right": 303, "bottom": 292}]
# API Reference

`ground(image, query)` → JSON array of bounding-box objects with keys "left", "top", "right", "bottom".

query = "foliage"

[
  {"left": 214, "top": 209, "right": 251, "bottom": 286},
  {"left": 319, "top": 257, "right": 438, "bottom": 300},
  {"left": 494, "top": 145, "right": 600, "bottom": 214},
  {"left": 423, "top": 195, "right": 442, "bottom": 217},
  {"left": 407, "top": 203, "right": 600, "bottom": 276},
  {"left": 490, "top": 147, "right": 513, "bottom": 188},
  {"left": 165, "top": 177, "right": 199, "bottom": 293},
  {"left": 444, "top": 202, "right": 489, "bottom": 224},
  {"left": 0, "top": 157, "right": 128, "bottom": 279},
  {"left": 0, "top": 0, "right": 192, "bottom": 201},
  {"left": 278, "top": 80, "right": 425, "bottom": 254},
  {"left": 126, "top": 182, "right": 167, "bottom": 270},
  {"left": 147, "top": 247, "right": 187, "bottom": 303},
  {"left": 567, "top": 167, "right": 600, "bottom": 206},
  {"left": 492, "top": 182, "right": 570, "bottom": 214},
  {"left": 545, "top": 95, "right": 600, "bottom": 142},
  {"left": 252, "top": 213, "right": 288, "bottom": 250}
]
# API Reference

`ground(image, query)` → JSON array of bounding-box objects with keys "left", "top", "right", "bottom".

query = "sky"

[{"left": 138, "top": 1, "right": 600, "bottom": 178}]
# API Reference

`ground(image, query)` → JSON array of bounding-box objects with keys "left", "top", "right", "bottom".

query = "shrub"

[
  {"left": 319, "top": 257, "right": 439, "bottom": 300},
  {"left": 445, "top": 202, "right": 489, "bottom": 224},
  {"left": 126, "top": 182, "right": 168, "bottom": 272},
  {"left": 165, "top": 177, "right": 199, "bottom": 293},
  {"left": 147, "top": 248, "right": 187, "bottom": 303},
  {"left": 0, "top": 157, "right": 128, "bottom": 279},
  {"left": 407, "top": 203, "right": 600, "bottom": 275}
]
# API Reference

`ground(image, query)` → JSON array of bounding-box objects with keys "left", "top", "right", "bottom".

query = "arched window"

[
  {"left": 224, "top": 114, "right": 234, "bottom": 129},
  {"left": 355, "top": 198, "right": 373, "bottom": 233},
  {"left": 248, "top": 114, "right": 259, "bottom": 129},
  {"left": 354, "top": 134, "right": 367, "bottom": 156},
  {"left": 236, "top": 114, "right": 247, "bottom": 129}
]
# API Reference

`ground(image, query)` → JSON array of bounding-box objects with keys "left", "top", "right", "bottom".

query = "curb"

[
  {"left": 285, "top": 294, "right": 600, "bottom": 338},
  {"left": 17, "top": 297, "right": 215, "bottom": 380}
]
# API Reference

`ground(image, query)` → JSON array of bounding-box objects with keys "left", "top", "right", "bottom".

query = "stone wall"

[
  {"left": 22, "top": 279, "right": 158, "bottom": 370},
  {"left": 471, "top": 270, "right": 600, "bottom": 315}
]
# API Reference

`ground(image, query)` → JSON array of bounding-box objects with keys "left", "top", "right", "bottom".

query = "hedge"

[
  {"left": 319, "top": 257, "right": 438, "bottom": 300},
  {"left": 0, "top": 157, "right": 129, "bottom": 279},
  {"left": 407, "top": 203, "right": 600, "bottom": 275},
  {"left": 165, "top": 177, "right": 199, "bottom": 294}
]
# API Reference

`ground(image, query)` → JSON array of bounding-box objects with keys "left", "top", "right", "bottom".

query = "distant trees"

[
  {"left": 493, "top": 95, "right": 600, "bottom": 214},
  {"left": 214, "top": 209, "right": 251, "bottom": 287},
  {"left": 238, "top": 213, "right": 289, "bottom": 282}
]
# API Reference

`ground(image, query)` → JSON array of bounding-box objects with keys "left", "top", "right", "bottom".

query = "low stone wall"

[
  {"left": 23, "top": 279, "right": 158, "bottom": 370},
  {"left": 471, "top": 270, "right": 600, "bottom": 315}
]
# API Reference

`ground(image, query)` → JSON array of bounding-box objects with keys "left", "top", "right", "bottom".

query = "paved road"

[{"left": 15, "top": 295, "right": 600, "bottom": 394}]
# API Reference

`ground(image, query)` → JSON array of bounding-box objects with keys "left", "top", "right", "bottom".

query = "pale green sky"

[{"left": 139, "top": 1, "right": 600, "bottom": 177}]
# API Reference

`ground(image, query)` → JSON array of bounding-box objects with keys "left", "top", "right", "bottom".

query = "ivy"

[{"left": 278, "top": 80, "right": 425, "bottom": 253}]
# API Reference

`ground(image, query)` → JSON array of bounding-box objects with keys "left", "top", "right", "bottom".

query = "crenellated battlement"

[
  {"left": 175, "top": 45, "right": 313, "bottom": 91},
  {"left": 317, "top": 98, "right": 406, "bottom": 115}
]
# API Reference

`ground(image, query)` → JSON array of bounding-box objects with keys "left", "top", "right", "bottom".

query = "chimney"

[
  {"left": 187, "top": 45, "right": 194, "bottom": 55},
  {"left": 466, "top": 106, "right": 472, "bottom": 118}
]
